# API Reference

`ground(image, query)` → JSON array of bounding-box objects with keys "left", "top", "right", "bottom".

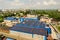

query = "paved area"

[
  {"left": 50, "top": 23, "right": 60, "bottom": 33},
  {"left": 0, "top": 31, "right": 44, "bottom": 40},
  {"left": 47, "top": 34, "right": 53, "bottom": 40},
  {"left": 0, "top": 32, "right": 32, "bottom": 40},
  {"left": 49, "top": 24, "right": 58, "bottom": 39}
]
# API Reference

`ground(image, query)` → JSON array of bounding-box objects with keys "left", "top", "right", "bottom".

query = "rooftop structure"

[
  {"left": 19, "top": 14, "right": 39, "bottom": 22},
  {"left": 20, "top": 17, "right": 38, "bottom": 22},
  {"left": 5, "top": 17, "right": 18, "bottom": 21},
  {"left": 4, "top": 17, "right": 20, "bottom": 27},
  {"left": 10, "top": 20, "right": 51, "bottom": 36},
  {"left": 26, "top": 14, "right": 37, "bottom": 18},
  {"left": 8, "top": 17, "right": 51, "bottom": 40},
  {"left": 40, "top": 16, "right": 52, "bottom": 24}
]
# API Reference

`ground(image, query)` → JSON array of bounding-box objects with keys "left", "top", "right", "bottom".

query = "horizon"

[{"left": 0, "top": 0, "right": 60, "bottom": 9}]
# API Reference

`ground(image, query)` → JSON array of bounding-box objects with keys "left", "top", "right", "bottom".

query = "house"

[
  {"left": 40, "top": 16, "right": 52, "bottom": 24},
  {"left": 26, "top": 14, "right": 37, "bottom": 18},
  {"left": 9, "top": 20, "right": 51, "bottom": 40},
  {"left": 20, "top": 14, "right": 38, "bottom": 22},
  {"left": 4, "top": 17, "right": 20, "bottom": 27}
]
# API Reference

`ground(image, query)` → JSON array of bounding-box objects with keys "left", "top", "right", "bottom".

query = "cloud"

[
  {"left": 36, "top": 2, "right": 41, "bottom": 5},
  {"left": 29, "top": 0, "right": 32, "bottom": 2},
  {"left": 43, "top": 1, "right": 49, "bottom": 5},
  {"left": 32, "top": 2, "right": 41, "bottom": 7},
  {"left": 0, "top": 0, "right": 4, "bottom": 2},
  {"left": 0, "top": 0, "right": 3, "bottom": 1},
  {"left": 0, "top": 0, "right": 59, "bottom": 9},
  {"left": 11, "top": 2, "right": 24, "bottom": 6},
  {"left": 11, "top": 0, "right": 24, "bottom": 6},
  {"left": 43, "top": 0, "right": 57, "bottom": 6}
]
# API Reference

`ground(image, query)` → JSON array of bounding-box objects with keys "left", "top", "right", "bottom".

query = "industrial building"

[
  {"left": 9, "top": 18, "right": 51, "bottom": 40},
  {"left": 20, "top": 17, "right": 38, "bottom": 22},
  {"left": 4, "top": 17, "right": 20, "bottom": 27},
  {"left": 26, "top": 14, "right": 37, "bottom": 18},
  {"left": 40, "top": 16, "right": 52, "bottom": 24}
]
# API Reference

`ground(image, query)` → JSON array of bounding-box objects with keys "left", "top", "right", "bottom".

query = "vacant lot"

[{"left": 57, "top": 26, "right": 60, "bottom": 32}]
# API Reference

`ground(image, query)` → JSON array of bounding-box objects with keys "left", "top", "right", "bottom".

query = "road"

[
  {"left": 49, "top": 23, "right": 58, "bottom": 33},
  {"left": 49, "top": 23, "right": 58, "bottom": 39}
]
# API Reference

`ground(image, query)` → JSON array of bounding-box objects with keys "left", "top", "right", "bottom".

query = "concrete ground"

[
  {"left": 0, "top": 32, "right": 32, "bottom": 40},
  {"left": 0, "top": 32, "right": 44, "bottom": 40},
  {"left": 49, "top": 24, "right": 58, "bottom": 39}
]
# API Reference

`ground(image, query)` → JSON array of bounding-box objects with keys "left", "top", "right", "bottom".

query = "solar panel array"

[
  {"left": 16, "top": 20, "right": 46, "bottom": 28},
  {"left": 5, "top": 17, "right": 17, "bottom": 20},
  {"left": 10, "top": 20, "right": 49, "bottom": 36}
]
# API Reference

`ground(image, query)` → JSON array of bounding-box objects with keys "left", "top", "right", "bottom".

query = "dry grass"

[
  {"left": 20, "top": 37, "right": 33, "bottom": 40},
  {"left": 0, "top": 28, "right": 9, "bottom": 33}
]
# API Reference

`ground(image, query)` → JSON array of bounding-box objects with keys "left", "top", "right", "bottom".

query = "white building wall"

[
  {"left": 10, "top": 30, "right": 44, "bottom": 40},
  {"left": 4, "top": 20, "right": 20, "bottom": 27},
  {"left": 40, "top": 18, "right": 51, "bottom": 24},
  {"left": 33, "top": 34, "right": 44, "bottom": 40},
  {"left": 4, "top": 20, "right": 11, "bottom": 22},
  {"left": 27, "top": 14, "right": 37, "bottom": 18}
]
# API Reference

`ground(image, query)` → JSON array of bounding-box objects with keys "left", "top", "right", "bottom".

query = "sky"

[{"left": 0, "top": 0, "right": 60, "bottom": 9}]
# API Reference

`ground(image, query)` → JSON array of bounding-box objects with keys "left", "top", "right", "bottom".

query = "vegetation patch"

[
  {"left": 0, "top": 16, "right": 3, "bottom": 22},
  {"left": 57, "top": 26, "right": 60, "bottom": 31}
]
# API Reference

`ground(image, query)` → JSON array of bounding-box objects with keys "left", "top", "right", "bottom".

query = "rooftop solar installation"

[
  {"left": 5, "top": 17, "right": 17, "bottom": 20},
  {"left": 10, "top": 20, "right": 48, "bottom": 36}
]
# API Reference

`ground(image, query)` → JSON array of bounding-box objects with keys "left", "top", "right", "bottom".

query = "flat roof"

[
  {"left": 10, "top": 20, "right": 48, "bottom": 36},
  {"left": 5, "top": 17, "right": 17, "bottom": 20},
  {"left": 14, "top": 20, "right": 46, "bottom": 28}
]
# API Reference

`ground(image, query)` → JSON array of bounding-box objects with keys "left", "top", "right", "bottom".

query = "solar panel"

[
  {"left": 10, "top": 20, "right": 48, "bottom": 36},
  {"left": 33, "top": 28, "right": 47, "bottom": 36},
  {"left": 5, "top": 17, "right": 17, "bottom": 20}
]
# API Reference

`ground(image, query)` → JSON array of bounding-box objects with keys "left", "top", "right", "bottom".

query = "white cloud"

[
  {"left": 0, "top": 0, "right": 2, "bottom": 2},
  {"left": 11, "top": 0, "right": 24, "bottom": 6},
  {"left": 43, "top": 1, "right": 48, "bottom": 5},
  {"left": 32, "top": 2, "right": 41, "bottom": 7},
  {"left": 14, "top": 0, "right": 19, "bottom": 2},
  {"left": 0, "top": 0, "right": 4, "bottom": 2},
  {"left": 11, "top": 2, "right": 24, "bottom": 6},
  {"left": 43, "top": 0, "right": 57, "bottom": 6},
  {"left": 29, "top": 0, "right": 32, "bottom": 2},
  {"left": 0, "top": 0, "right": 59, "bottom": 9},
  {"left": 37, "top": 2, "right": 41, "bottom": 5}
]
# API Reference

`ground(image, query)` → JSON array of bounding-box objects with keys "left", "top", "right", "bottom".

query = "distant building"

[
  {"left": 4, "top": 17, "right": 20, "bottom": 27},
  {"left": 58, "top": 9, "right": 60, "bottom": 12},
  {"left": 19, "top": 14, "right": 38, "bottom": 22},
  {"left": 26, "top": 14, "right": 37, "bottom": 18},
  {"left": 40, "top": 16, "right": 52, "bottom": 24},
  {"left": 19, "top": 17, "right": 38, "bottom": 22},
  {"left": 2, "top": 9, "right": 7, "bottom": 12}
]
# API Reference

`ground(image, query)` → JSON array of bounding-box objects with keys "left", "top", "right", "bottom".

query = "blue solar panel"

[
  {"left": 10, "top": 20, "right": 50, "bottom": 36},
  {"left": 12, "top": 20, "right": 46, "bottom": 28},
  {"left": 5, "top": 17, "right": 17, "bottom": 20},
  {"left": 20, "top": 18, "right": 38, "bottom": 22}
]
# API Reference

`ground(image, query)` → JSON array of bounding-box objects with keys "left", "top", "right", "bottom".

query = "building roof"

[
  {"left": 5, "top": 17, "right": 18, "bottom": 20},
  {"left": 10, "top": 20, "right": 50, "bottom": 36}
]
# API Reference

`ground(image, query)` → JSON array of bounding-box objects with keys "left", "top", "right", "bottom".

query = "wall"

[{"left": 10, "top": 30, "right": 44, "bottom": 40}]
